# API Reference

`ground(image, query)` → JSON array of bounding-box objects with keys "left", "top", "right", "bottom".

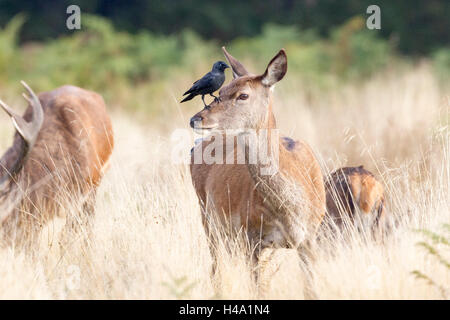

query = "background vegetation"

[
  {"left": 0, "top": 0, "right": 448, "bottom": 55},
  {"left": 0, "top": 2, "right": 448, "bottom": 299},
  {"left": 0, "top": 11, "right": 448, "bottom": 117}
]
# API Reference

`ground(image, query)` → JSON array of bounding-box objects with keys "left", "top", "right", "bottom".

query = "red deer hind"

[
  {"left": 189, "top": 48, "right": 326, "bottom": 296},
  {"left": 0, "top": 81, "right": 114, "bottom": 244}
]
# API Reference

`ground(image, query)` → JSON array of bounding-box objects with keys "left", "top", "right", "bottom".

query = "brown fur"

[
  {"left": 324, "top": 166, "right": 386, "bottom": 236},
  {"left": 190, "top": 49, "right": 325, "bottom": 252},
  {"left": 0, "top": 85, "right": 114, "bottom": 243}
]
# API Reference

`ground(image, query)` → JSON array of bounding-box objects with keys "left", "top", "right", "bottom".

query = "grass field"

[{"left": 0, "top": 61, "right": 448, "bottom": 299}]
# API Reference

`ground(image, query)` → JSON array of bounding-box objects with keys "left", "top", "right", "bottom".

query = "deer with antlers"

[
  {"left": 189, "top": 48, "right": 325, "bottom": 296},
  {"left": 0, "top": 82, "right": 114, "bottom": 245}
]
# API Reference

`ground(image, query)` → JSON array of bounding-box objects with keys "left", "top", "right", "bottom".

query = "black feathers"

[{"left": 181, "top": 61, "right": 229, "bottom": 106}]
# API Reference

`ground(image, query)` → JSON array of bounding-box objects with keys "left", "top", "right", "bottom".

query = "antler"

[
  {"left": 222, "top": 47, "right": 251, "bottom": 79},
  {"left": 0, "top": 81, "right": 44, "bottom": 188},
  {"left": 0, "top": 81, "right": 44, "bottom": 146}
]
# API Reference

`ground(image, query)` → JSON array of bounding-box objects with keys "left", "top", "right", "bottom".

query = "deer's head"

[
  {"left": 190, "top": 47, "right": 287, "bottom": 134},
  {"left": 0, "top": 81, "right": 44, "bottom": 218}
]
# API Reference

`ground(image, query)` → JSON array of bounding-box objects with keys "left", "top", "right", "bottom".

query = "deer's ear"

[
  {"left": 222, "top": 46, "right": 249, "bottom": 79},
  {"left": 261, "top": 49, "right": 287, "bottom": 87}
]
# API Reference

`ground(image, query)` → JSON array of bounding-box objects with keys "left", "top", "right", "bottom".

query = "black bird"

[{"left": 181, "top": 61, "right": 229, "bottom": 106}]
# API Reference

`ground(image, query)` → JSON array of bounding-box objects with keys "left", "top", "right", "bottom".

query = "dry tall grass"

[{"left": 0, "top": 63, "right": 448, "bottom": 299}]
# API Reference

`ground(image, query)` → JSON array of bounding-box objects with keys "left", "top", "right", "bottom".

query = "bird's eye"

[{"left": 237, "top": 94, "right": 249, "bottom": 101}]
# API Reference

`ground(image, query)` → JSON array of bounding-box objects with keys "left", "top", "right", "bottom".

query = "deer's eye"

[{"left": 237, "top": 93, "right": 249, "bottom": 101}]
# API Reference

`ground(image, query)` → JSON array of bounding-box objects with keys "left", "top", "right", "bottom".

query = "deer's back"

[
  {"left": 14, "top": 85, "right": 113, "bottom": 212},
  {"left": 325, "top": 166, "right": 385, "bottom": 231}
]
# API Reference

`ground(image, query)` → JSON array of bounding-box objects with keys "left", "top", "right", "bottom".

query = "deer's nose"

[{"left": 190, "top": 115, "right": 203, "bottom": 128}]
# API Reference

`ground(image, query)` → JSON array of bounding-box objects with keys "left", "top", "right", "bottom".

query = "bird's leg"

[
  {"left": 210, "top": 93, "right": 220, "bottom": 102},
  {"left": 201, "top": 95, "right": 207, "bottom": 107}
]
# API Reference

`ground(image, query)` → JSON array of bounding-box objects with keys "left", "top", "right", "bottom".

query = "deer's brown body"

[
  {"left": 0, "top": 83, "right": 113, "bottom": 242},
  {"left": 190, "top": 48, "right": 325, "bottom": 252},
  {"left": 325, "top": 166, "right": 386, "bottom": 235},
  {"left": 192, "top": 134, "right": 325, "bottom": 248}
]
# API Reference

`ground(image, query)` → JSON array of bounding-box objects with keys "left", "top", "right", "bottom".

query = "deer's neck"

[
  {"left": 0, "top": 137, "right": 27, "bottom": 186},
  {"left": 243, "top": 100, "right": 283, "bottom": 208},
  {"left": 242, "top": 100, "right": 310, "bottom": 246},
  {"left": 244, "top": 101, "right": 297, "bottom": 205}
]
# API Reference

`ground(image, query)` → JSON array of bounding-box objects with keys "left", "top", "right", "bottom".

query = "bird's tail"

[{"left": 181, "top": 93, "right": 195, "bottom": 103}]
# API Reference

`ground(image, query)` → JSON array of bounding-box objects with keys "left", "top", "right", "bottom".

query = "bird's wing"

[
  {"left": 183, "top": 72, "right": 215, "bottom": 96},
  {"left": 183, "top": 82, "right": 198, "bottom": 95},
  {"left": 195, "top": 72, "right": 215, "bottom": 89}
]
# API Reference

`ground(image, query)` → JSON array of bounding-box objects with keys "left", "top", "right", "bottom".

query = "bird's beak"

[{"left": 225, "top": 64, "right": 230, "bottom": 69}]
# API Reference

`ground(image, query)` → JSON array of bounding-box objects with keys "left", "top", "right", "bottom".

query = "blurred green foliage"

[
  {"left": 0, "top": 14, "right": 24, "bottom": 82},
  {"left": 0, "top": 15, "right": 391, "bottom": 86},
  {"left": 432, "top": 48, "right": 450, "bottom": 83},
  {"left": 0, "top": 14, "right": 447, "bottom": 114},
  {"left": 0, "top": 0, "right": 448, "bottom": 55}
]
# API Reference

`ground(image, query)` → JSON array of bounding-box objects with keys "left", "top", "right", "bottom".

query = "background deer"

[
  {"left": 0, "top": 82, "right": 114, "bottom": 246},
  {"left": 324, "top": 166, "right": 386, "bottom": 239},
  {"left": 190, "top": 48, "right": 326, "bottom": 296}
]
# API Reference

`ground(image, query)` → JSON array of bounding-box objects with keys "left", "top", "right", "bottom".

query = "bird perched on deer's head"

[{"left": 181, "top": 61, "right": 229, "bottom": 106}]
